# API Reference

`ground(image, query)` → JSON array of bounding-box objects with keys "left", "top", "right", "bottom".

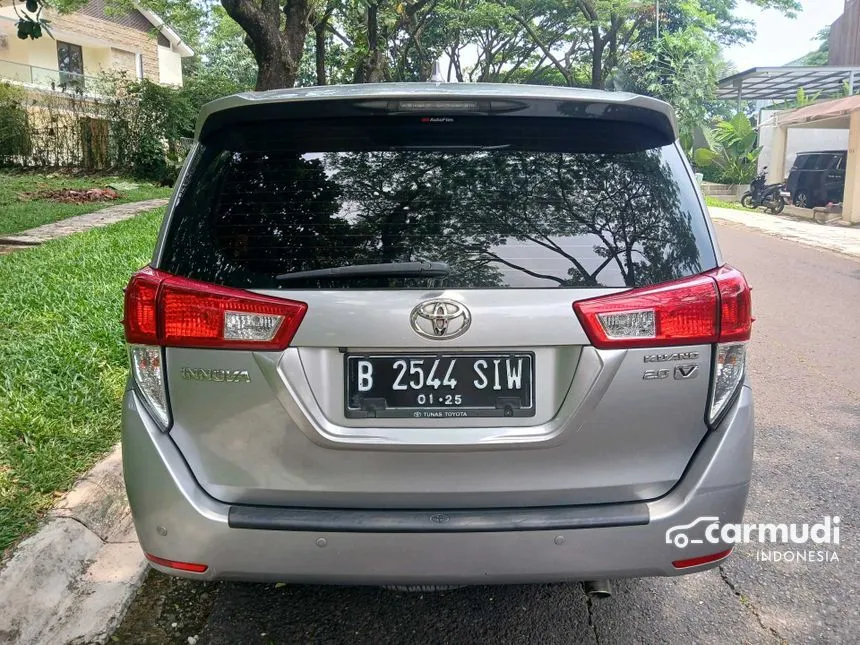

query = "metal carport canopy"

[{"left": 717, "top": 67, "right": 860, "bottom": 101}]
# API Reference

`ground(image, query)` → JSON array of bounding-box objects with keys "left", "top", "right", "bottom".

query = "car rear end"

[{"left": 122, "top": 84, "right": 754, "bottom": 584}]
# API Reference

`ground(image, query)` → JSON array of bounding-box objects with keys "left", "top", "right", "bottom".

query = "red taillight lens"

[
  {"left": 573, "top": 274, "right": 719, "bottom": 348},
  {"left": 123, "top": 267, "right": 161, "bottom": 344},
  {"left": 123, "top": 268, "right": 307, "bottom": 350},
  {"left": 144, "top": 552, "right": 208, "bottom": 573},
  {"left": 713, "top": 266, "right": 752, "bottom": 342},
  {"left": 159, "top": 277, "right": 307, "bottom": 349},
  {"left": 573, "top": 266, "right": 751, "bottom": 349}
]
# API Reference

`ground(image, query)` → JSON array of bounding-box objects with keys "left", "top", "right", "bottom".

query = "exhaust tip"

[{"left": 582, "top": 580, "right": 613, "bottom": 598}]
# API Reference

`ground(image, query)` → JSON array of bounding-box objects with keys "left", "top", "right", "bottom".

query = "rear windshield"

[{"left": 160, "top": 117, "right": 715, "bottom": 289}]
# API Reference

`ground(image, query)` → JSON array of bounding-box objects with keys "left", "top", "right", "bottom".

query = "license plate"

[{"left": 345, "top": 353, "right": 535, "bottom": 419}]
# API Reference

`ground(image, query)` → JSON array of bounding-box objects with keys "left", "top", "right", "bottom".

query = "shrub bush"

[
  {"left": 7, "top": 71, "right": 204, "bottom": 181},
  {"left": 0, "top": 83, "right": 31, "bottom": 165}
]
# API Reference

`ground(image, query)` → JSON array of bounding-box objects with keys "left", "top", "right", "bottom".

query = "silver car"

[{"left": 122, "top": 83, "right": 753, "bottom": 590}]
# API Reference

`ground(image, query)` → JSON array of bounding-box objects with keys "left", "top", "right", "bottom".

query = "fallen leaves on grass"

[{"left": 18, "top": 188, "right": 121, "bottom": 204}]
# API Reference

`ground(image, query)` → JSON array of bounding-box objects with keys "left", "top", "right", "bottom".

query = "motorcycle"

[{"left": 741, "top": 168, "right": 786, "bottom": 214}]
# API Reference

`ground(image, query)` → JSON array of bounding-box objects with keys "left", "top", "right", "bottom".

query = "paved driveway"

[{"left": 114, "top": 221, "right": 859, "bottom": 644}]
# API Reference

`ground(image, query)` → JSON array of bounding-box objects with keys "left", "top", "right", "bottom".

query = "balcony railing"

[{"left": 0, "top": 59, "right": 96, "bottom": 93}]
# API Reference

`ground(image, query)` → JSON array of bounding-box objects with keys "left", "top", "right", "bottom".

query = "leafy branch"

[{"left": 12, "top": 0, "right": 53, "bottom": 40}]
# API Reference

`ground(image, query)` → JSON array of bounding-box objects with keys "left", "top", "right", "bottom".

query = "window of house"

[{"left": 56, "top": 41, "right": 84, "bottom": 90}]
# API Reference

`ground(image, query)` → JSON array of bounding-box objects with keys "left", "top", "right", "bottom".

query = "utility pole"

[{"left": 656, "top": 0, "right": 660, "bottom": 40}]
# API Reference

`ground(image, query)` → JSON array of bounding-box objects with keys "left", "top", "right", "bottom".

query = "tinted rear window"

[
  {"left": 795, "top": 155, "right": 818, "bottom": 170},
  {"left": 160, "top": 117, "right": 715, "bottom": 289},
  {"left": 814, "top": 155, "right": 836, "bottom": 170}
]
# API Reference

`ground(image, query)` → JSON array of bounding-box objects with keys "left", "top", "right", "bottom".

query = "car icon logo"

[
  {"left": 410, "top": 298, "right": 471, "bottom": 340},
  {"left": 665, "top": 516, "right": 720, "bottom": 548}
]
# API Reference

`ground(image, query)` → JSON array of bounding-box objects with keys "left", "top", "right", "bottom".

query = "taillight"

[
  {"left": 124, "top": 267, "right": 161, "bottom": 344},
  {"left": 573, "top": 273, "right": 719, "bottom": 349},
  {"left": 708, "top": 266, "right": 752, "bottom": 424},
  {"left": 573, "top": 267, "right": 751, "bottom": 349},
  {"left": 123, "top": 267, "right": 307, "bottom": 430},
  {"left": 709, "top": 342, "right": 746, "bottom": 424},
  {"left": 129, "top": 345, "right": 170, "bottom": 427},
  {"left": 573, "top": 266, "right": 752, "bottom": 426},
  {"left": 713, "top": 266, "right": 752, "bottom": 342},
  {"left": 159, "top": 278, "right": 307, "bottom": 350},
  {"left": 123, "top": 268, "right": 307, "bottom": 350}
]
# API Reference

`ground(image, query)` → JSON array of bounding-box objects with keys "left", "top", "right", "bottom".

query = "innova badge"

[
  {"left": 180, "top": 367, "right": 251, "bottom": 383},
  {"left": 410, "top": 299, "right": 471, "bottom": 340}
]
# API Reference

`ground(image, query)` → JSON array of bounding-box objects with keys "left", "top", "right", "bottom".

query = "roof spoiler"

[{"left": 195, "top": 83, "right": 678, "bottom": 144}]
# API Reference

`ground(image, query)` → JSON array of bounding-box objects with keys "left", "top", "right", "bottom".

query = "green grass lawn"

[
  {"left": 0, "top": 171, "right": 172, "bottom": 236},
  {"left": 704, "top": 195, "right": 749, "bottom": 212},
  {"left": 0, "top": 208, "right": 163, "bottom": 554}
]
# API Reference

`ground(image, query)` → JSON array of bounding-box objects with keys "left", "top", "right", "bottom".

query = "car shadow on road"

[
  {"left": 115, "top": 568, "right": 781, "bottom": 644},
  {"left": 198, "top": 581, "right": 597, "bottom": 645}
]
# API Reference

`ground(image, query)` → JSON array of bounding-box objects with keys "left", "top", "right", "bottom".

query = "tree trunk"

[
  {"left": 354, "top": 2, "right": 385, "bottom": 83},
  {"left": 255, "top": 41, "right": 292, "bottom": 91},
  {"left": 314, "top": 21, "right": 327, "bottom": 85},
  {"left": 221, "top": 0, "right": 312, "bottom": 91},
  {"left": 591, "top": 27, "right": 604, "bottom": 89},
  {"left": 282, "top": 0, "right": 311, "bottom": 86}
]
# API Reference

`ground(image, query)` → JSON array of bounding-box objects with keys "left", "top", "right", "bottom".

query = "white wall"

[
  {"left": 1, "top": 25, "right": 60, "bottom": 70},
  {"left": 82, "top": 45, "right": 111, "bottom": 77},
  {"left": 758, "top": 109, "right": 849, "bottom": 179},
  {"left": 157, "top": 45, "right": 183, "bottom": 86},
  {"left": 2, "top": 19, "right": 112, "bottom": 78}
]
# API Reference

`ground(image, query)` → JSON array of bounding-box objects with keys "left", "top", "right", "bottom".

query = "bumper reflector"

[
  {"left": 672, "top": 547, "right": 733, "bottom": 569},
  {"left": 144, "top": 552, "right": 208, "bottom": 573}
]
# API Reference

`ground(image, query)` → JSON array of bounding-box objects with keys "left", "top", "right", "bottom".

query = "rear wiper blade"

[{"left": 276, "top": 261, "right": 450, "bottom": 282}]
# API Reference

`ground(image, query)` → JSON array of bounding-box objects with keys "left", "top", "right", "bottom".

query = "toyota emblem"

[{"left": 410, "top": 299, "right": 471, "bottom": 340}]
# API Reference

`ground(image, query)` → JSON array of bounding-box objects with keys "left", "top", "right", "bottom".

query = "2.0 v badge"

[{"left": 643, "top": 365, "right": 699, "bottom": 381}]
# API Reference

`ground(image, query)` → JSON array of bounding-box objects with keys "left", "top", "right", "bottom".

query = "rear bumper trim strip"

[{"left": 227, "top": 502, "right": 649, "bottom": 533}]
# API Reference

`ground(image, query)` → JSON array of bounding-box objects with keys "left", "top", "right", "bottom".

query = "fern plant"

[{"left": 693, "top": 113, "right": 762, "bottom": 185}]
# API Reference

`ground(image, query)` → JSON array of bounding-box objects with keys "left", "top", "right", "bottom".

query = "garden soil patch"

[{"left": 18, "top": 187, "right": 120, "bottom": 204}]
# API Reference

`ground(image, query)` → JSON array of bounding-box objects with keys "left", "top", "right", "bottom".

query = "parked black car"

[{"left": 786, "top": 150, "right": 847, "bottom": 208}]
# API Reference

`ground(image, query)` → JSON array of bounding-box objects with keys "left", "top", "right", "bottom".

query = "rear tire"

[
  {"left": 793, "top": 190, "right": 809, "bottom": 209},
  {"left": 768, "top": 195, "right": 785, "bottom": 214},
  {"left": 740, "top": 193, "right": 755, "bottom": 209}
]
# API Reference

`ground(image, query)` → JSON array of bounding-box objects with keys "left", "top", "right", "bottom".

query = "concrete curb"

[{"left": 0, "top": 445, "right": 145, "bottom": 645}]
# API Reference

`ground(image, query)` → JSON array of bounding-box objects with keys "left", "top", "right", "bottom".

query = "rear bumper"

[{"left": 122, "top": 386, "right": 753, "bottom": 584}]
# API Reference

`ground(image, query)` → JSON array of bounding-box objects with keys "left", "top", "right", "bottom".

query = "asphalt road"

[{"left": 114, "top": 222, "right": 860, "bottom": 645}]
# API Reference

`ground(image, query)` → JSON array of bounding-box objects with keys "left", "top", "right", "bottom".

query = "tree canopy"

[{"left": 20, "top": 0, "right": 800, "bottom": 92}]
